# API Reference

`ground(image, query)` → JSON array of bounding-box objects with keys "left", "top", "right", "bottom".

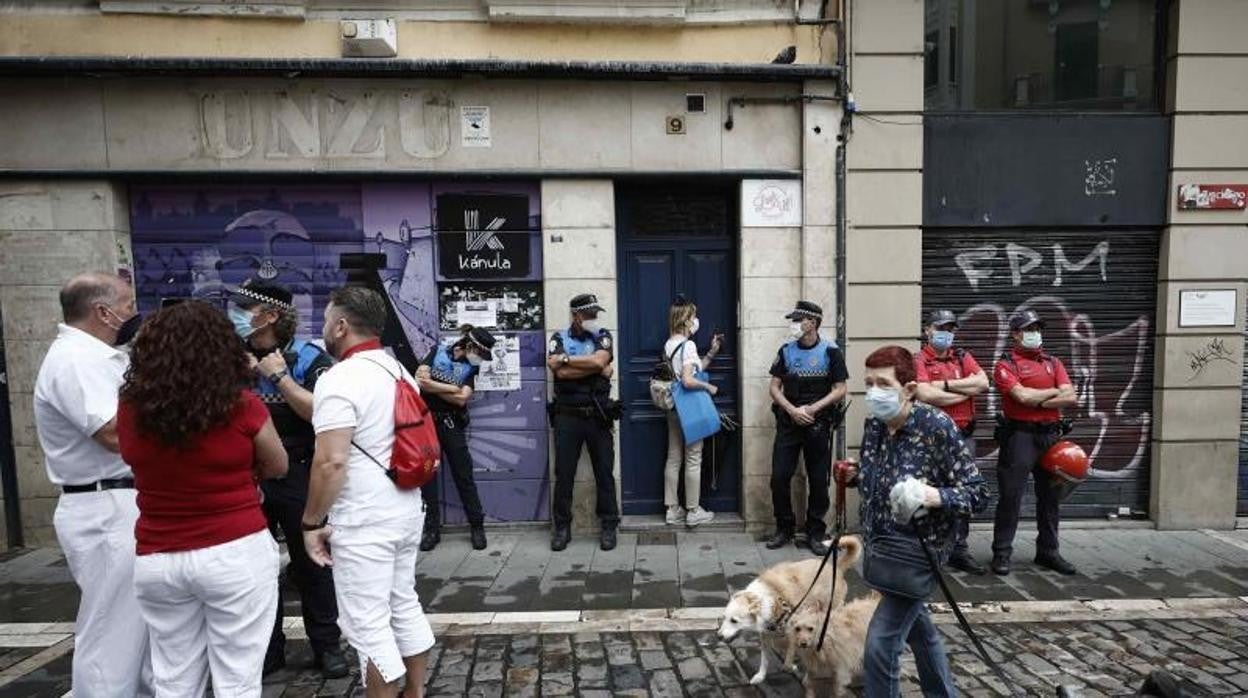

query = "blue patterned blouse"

[{"left": 858, "top": 402, "right": 989, "bottom": 556}]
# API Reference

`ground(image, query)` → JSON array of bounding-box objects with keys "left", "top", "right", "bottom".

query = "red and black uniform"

[
  {"left": 914, "top": 346, "right": 981, "bottom": 433},
  {"left": 915, "top": 345, "right": 983, "bottom": 559},
  {"left": 991, "top": 347, "right": 1071, "bottom": 560}
]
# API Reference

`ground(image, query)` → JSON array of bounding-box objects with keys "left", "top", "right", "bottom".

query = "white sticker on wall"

[
  {"left": 461, "top": 106, "right": 492, "bottom": 148},
  {"left": 741, "top": 179, "right": 802, "bottom": 227}
]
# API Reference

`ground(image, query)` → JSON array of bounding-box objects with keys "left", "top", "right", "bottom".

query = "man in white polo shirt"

[
  {"left": 33, "top": 272, "right": 152, "bottom": 697},
  {"left": 302, "top": 285, "right": 433, "bottom": 698}
]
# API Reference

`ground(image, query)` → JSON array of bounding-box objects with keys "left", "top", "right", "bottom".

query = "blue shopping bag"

[{"left": 671, "top": 370, "right": 722, "bottom": 446}]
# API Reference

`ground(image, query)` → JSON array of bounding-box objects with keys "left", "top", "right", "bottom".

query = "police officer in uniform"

[
  {"left": 766, "top": 300, "right": 849, "bottom": 556},
  {"left": 415, "top": 325, "right": 497, "bottom": 552},
  {"left": 547, "top": 293, "right": 619, "bottom": 552},
  {"left": 228, "top": 281, "right": 348, "bottom": 678},
  {"left": 991, "top": 310, "right": 1079, "bottom": 576},
  {"left": 914, "top": 309, "right": 990, "bottom": 575}
]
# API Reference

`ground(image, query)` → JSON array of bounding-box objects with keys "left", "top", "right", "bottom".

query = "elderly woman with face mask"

[
  {"left": 414, "top": 324, "right": 497, "bottom": 552},
  {"left": 837, "top": 344, "right": 988, "bottom": 698}
]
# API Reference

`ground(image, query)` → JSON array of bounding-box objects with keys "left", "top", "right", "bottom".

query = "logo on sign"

[
  {"left": 464, "top": 210, "right": 506, "bottom": 252},
  {"left": 436, "top": 193, "right": 532, "bottom": 279},
  {"left": 752, "top": 185, "right": 794, "bottom": 221}
]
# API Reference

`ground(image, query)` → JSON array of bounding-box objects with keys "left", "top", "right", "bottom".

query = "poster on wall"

[
  {"left": 476, "top": 334, "right": 521, "bottom": 392},
  {"left": 435, "top": 193, "right": 532, "bottom": 279},
  {"left": 461, "top": 106, "right": 492, "bottom": 148},
  {"left": 439, "top": 282, "right": 543, "bottom": 330}
]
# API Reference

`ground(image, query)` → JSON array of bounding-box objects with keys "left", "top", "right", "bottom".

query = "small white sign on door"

[
  {"left": 1178, "top": 289, "right": 1238, "bottom": 327},
  {"left": 461, "top": 106, "right": 492, "bottom": 148},
  {"left": 741, "top": 179, "right": 802, "bottom": 227}
]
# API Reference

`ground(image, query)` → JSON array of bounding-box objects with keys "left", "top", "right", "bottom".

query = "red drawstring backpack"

[{"left": 353, "top": 357, "right": 441, "bottom": 489}]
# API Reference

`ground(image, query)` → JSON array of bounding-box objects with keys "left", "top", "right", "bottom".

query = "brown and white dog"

[
  {"left": 717, "top": 536, "right": 862, "bottom": 685},
  {"left": 785, "top": 591, "right": 881, "bottom": 697}
]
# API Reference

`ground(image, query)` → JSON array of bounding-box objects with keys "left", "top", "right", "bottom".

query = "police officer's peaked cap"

[
  {"left": 1009, "top": 309, "right": 1045, "bottom": 331},
  {"left": 926, "top": 309, "right": 959, "bottom": 329},
  {"left": 229, "top": 279, "right": 294, "bottom": 310},
  {"left": 466, "top": 326, "right": 497, "bottom": 351},
  {"left": 784, "top": 300, "right": 823, "bottom": 321},
  {"left": 570, "top": 293, "right": 606, "bottom": 314}
]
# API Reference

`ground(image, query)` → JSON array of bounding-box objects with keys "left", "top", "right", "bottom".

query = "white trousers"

[
  {"left": 133, "top": 529, "right": 279, "bottom": 698},
  {"left": 664, "top": 411, "right": 704, "bottom": 509},
  {"left": 332, "top": 512, "right": 435, "bottom": 685},
  {"left": 53, "top": 489, "right": 153, "bottom": 698}
]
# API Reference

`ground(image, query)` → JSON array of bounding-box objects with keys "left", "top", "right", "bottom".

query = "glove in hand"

[{"left": 889, "top": 477, "right": 929, "bottom": 524}]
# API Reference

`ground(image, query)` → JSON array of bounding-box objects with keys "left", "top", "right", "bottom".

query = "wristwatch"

[
  {"left": 268, "top": 369, "right": 289, "bottom": 384},
  {"left": 301, "top": 518, "right": 327, "bottom": 531},
  {"left": 943, "top": 380, "right": 950, "bottom": 392}
]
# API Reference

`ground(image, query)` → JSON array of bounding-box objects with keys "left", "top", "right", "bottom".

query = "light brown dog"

[
  {"left": 717, "top": 536, "right": 863, "bottom": 685},
  {"left": 785, "top": 591, "right": 882, "bottom": 697}
]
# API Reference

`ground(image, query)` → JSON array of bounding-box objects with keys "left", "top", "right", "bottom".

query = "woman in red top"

[{"left": 117, "top": 301, "right": 287, "bottom": 698}]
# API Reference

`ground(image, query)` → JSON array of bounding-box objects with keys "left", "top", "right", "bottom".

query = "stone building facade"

[{"left": 0, "top": 0, "right": 1243, "bottom": 545}]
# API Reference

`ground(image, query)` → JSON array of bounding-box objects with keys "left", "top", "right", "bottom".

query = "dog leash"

[
  {"left": 814, "top": 460, "right": 855, "bottom": 650},
  {"left": 914, "top": 523, "right": 1022, "bottom": 697},
  {"left": 776, "top": 457, "right": 855, "bottom": 631}
]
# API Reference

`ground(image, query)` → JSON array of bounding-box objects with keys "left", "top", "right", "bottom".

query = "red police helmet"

[{"left": 1041, "top": 440, "right": 1089, "bottom": 500}]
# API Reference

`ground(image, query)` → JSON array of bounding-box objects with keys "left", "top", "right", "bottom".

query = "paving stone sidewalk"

[{"left": 6, "top": 526, "right": 1248, "bottom": 622}]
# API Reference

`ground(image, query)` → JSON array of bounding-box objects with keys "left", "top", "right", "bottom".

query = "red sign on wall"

[{"left": 1177, "top": 184, "right": 1248, "bottom": 210}]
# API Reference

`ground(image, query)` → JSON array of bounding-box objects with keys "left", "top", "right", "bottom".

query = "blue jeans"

[{"left": 864, "top": 592, "right": 957, "bottom": 697}]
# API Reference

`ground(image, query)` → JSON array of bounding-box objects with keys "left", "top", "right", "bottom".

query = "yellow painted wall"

[{"left": 0, "top": 16, "right": 833, "bottom": 64}]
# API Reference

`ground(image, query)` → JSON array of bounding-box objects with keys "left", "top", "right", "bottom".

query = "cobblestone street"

[
  {"left": 5, "top": 604, "right": 1248, "bottom": 696},
  {"left": 4, "top": 527, "right": 1248, "bottom": 696}
]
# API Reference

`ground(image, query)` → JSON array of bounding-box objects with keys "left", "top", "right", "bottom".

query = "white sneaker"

[
  {"left": 665, "top": 505, "right": 686, "bottom": 525},
  {"left": 685, "top": 506, "right": 715, "bottom": 528}
]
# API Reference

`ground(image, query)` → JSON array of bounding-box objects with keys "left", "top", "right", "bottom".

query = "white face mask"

[
  {"left": 689, "top": 317, "right": 700, "bottom": 335},
  {"left": 788, "top": 322, "right": 804, "bottom": 340},
  {"left": 1021, "top": 331, "right": 1043, "bottom": 350},
  {"left": 581, "top": 318, "right": 601, "bottom": 334},
  {"left": 865, "top": 386, "right": 903, "bottom": 421},
  {"left": 466, "top": 352, "right": 484, "bottom": 367}
]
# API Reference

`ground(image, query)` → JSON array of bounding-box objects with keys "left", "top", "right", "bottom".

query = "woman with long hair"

[
  {"left": 662, "top": 297, "right": 721, "bottom": 528},
  {"left": 414, "top": 323, "right": 497, "bottom": 552},
  {"left": 117, "top": 301, "right": 288, "bottom": 697}
]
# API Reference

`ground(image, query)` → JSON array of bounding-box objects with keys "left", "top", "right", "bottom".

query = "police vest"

[
  {"left": 254, "top": 339, "right": 326, "bottom": 454},
  {"left": 781, "top": 338, "right": 835, "bottom": 406},
  {"left": 430, "top": 344, "right": 475, "bottom": 386},
  {"left": 255, "top": 339, "right": 324, "bottom": 402},
  {"left": 554, "top": 328, "right": 610, "bottom": 403},
  {"left": 423, "top": 344, "right": 476, "bottom": 415}
]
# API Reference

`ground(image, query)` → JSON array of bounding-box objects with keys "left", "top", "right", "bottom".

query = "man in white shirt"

[
  {"left": 302, "top": 286, "right": 433, "bottom": 698},
  {"left": 33, "top": 272, "right": 152, "bottom": 697}
]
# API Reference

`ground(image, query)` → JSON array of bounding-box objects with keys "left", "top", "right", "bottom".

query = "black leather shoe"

[
  {"left": 470, "top": 526, "right": 487, "bottom": 551},
  {"left": 948, "top": 553, "right": 987, "bottom": 576},
  {"left": 809, "top": 537, "right": 830, "bottom": 557},
  {"left": 419, "top": 528, "right": 440, "bottom": 552},
  {"left": 764, "top": 530, "right": 793, "bottom": 549},
  {"left": 990, "top": 556, "right": 1011, "bottom": 576},
  {"left": 1034, "top": 552, "right": 1077, "bottom": 576},
  {"left": 262, "top": 649, "right": 286, "bottom": 677},
  {"left": 551, "top": 526, "right": 571, "bottom": 551},
  {"left": 600, "top": 527, "right": 618, "bottom": 551},
  {"left": 315, "top": 646, "right": 349, "bottom": 680}
]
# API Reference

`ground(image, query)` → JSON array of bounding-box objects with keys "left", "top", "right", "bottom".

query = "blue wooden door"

[{"left": 616, "top": 184, "right": 740, "bottom": 515}]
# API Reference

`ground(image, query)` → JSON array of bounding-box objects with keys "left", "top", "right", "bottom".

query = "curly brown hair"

[{"left": 120, "top": 300, "right": 252, "bottom": 447}]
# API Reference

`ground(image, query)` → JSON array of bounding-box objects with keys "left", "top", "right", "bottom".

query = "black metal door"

[{"left": 922, "top": 229, "right": 1159, "bottom": 519}]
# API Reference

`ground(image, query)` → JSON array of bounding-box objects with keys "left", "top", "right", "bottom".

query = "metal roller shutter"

[
  {"left": 922, "top": 229, "right": 1160, "bottom": 519},
  {"left": 1238, "top": 294, "right": 1248, "bottom": 516}
]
